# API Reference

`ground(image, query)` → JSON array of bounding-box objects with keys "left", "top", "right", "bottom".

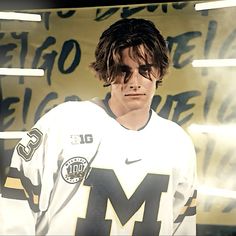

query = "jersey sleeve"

[
  {"left": 173, "top": 130, "right": 197, "bottom": 236},
  {"left": 1, "top": 107, "right": 61, "bottom": 235}
]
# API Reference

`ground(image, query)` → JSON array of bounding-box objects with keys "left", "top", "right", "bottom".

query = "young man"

[{"left": 1, "top": 18, "right": 197, "bottom": 235}]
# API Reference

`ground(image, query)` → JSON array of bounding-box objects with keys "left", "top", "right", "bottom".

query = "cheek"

[
  {"left": 119, "top": 85, "right": 125, "bottom": 93},
  {"left": 143, "top": 80, "right": 156, "bottom": 92},
  {"left": 112, "top": 84, "right": 124, "bottom": 95}
]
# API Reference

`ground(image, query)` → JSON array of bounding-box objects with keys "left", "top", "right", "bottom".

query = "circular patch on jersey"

[{"left": 61, "top": 157, "right": 89, "bottom": 184}]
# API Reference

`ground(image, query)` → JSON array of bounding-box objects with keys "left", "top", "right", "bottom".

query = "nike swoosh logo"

[{"left": 125, "top": 158, "right": 142, "bottom": 165}]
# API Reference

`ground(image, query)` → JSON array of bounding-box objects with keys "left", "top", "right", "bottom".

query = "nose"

[
  {"left": 128, "top": 70, "right": 141, "bottom": 89},
  {"left": 129, "top": 84, "right": 141, "bottom": 89}
]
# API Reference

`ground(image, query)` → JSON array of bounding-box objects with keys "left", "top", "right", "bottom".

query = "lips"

[{"left": 124, "top": 93, "right": 145, "bottom": 96}]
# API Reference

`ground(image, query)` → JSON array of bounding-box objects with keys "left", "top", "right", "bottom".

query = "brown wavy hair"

[{"left": 90, "top": 18, "right": 170, "bottom": 87}]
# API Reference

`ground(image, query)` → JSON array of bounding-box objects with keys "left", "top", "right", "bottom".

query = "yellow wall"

[{"left": 1, "top": 2, "right": 236, "bottom": 226}]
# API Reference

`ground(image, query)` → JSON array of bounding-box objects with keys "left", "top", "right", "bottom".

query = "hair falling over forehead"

[
  {"left": 90, "top": 18, "right": 170, "bottom": 88},
  {"left": 111, "top": 44, "right": 153, "bottom": 70},
  {"left": 105, "top": 44, "right": 158, "bottom": 86}
]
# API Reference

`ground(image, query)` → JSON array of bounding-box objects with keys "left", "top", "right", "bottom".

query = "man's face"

[{"left": 110, "top": 46, "right": 160, "bottom": 115}]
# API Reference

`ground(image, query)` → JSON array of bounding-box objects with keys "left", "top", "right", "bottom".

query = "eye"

[
  {"left": 119, "top": 65, "right": 131, "bottom": 82},
  {"left": 139, "top": 64, "right": 157, "bottom": 80},
  {"left": 139, "top": 64, "right": 152, "bottom": 78}
]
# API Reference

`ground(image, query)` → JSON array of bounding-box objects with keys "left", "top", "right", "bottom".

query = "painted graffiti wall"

[{"left": 0, "top": 1, "right": 236, "bottom": 229}]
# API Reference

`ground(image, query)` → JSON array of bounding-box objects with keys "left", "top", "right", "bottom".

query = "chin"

[{"left": 126, "top": 100, "right": 148, "bottom": 111}]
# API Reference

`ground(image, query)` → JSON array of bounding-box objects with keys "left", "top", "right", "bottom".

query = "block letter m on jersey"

[{"left": 75, "top": 168, "right": 169, "bottom": 236}]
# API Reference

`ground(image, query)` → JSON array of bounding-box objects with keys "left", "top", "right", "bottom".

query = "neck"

[
  {"left": 108, "top": 98, "right": 151, "bottom": 130},
  {"left": 116, "top": 109, "right": 151, "bottom": 130}
]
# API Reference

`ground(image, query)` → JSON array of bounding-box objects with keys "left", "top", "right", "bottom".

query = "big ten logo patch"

[
  {"left": 70, "top": 134, "right": 93, "bottom": 145},
  {"left": 61, "top": 157, "right": 89, "bottom": 184}
]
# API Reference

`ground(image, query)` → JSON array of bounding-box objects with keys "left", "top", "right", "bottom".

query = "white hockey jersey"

[{"left": 1, "top": 100, "right": 197, "bottom": 235}]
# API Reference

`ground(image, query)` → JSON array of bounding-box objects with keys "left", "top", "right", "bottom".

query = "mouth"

[{"left": 124, "top": 93, "right": 146, "bottom": 97}]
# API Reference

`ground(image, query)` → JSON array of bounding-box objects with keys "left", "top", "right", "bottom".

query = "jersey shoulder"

[
  {"left": 150, "top": 111, "right": 196, "bottom": 166},
  {"left": 150, "top": 111, "right": 184, "bottom": 132},
  {"left": 47, "top": 100, "right": 104, "bottom": 116},
  {"left": 150, "top": 110, "right": 195, "bottom": 147},
  {"left": 37, "top": 100, "right": 107, "bottom": 125}
]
